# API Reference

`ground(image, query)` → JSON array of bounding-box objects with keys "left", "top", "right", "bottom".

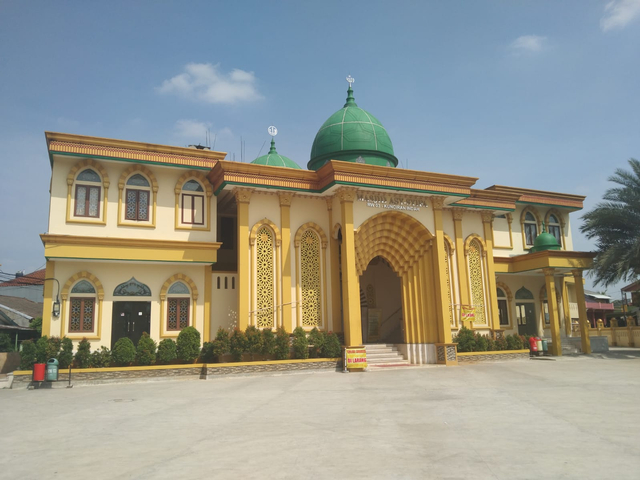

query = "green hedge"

[{"left": 453, "top": 326, "right": 526, "bottom": 353}]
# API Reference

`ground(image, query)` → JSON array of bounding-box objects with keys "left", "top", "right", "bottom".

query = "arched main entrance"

[
  {"left": 354, "top": 211, "right": 442, "bottom": 345},
  {"left": 360, "top": 256, "right": 403, "bottom": 343}
]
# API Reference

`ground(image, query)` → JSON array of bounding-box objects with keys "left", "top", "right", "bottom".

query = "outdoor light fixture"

[{"left": 44, "top": 277, "right": 62, "bottom": 318}]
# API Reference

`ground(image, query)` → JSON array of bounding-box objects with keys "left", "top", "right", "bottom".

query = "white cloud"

[
  {"left": 157, "top": 63, "right": 262, "bottom": 104},
  {"left": 601, "top": 0, "right": 640, "bottom": 31},
  {"left": 509, "top": 35, "right": 547, "bottom": 54},
  {"left": 174, "top": 119, "right": 212, "bottom": 138}
]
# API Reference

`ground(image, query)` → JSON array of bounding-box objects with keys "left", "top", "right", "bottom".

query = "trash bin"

[
  {"left": 541, "top": 339, "right": 548, "bottom": 353},
  {"left": 33, "top": 363, "right": 46, "bottom": 382},
  {"left": 45, "top": 358, "right": 59, "bottom": 381}
]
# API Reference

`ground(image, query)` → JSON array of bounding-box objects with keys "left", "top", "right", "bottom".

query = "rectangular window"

[
  {"left": 125, "top": 189, "right": 149, "bottom": 221},
  {"left": 182, "top": 194, "right": 204, "bottom": 225},
  {"left": 498, "top": 299, "right": 509, "bottom": 326},
  {"left": 69, "top": 298, "right": 95, "bottom": 332},
  {"left": 549, "top": 225, "right": 561, "bottom": 245},
  {"left": 75, "top": 185, "right": 101, "bottom": 218},
  {"left": 524, "top": 224, "right": 537, "bottom": 246},
  {"left": 167, "top": 298, "right": 190, "bottom": 330}
]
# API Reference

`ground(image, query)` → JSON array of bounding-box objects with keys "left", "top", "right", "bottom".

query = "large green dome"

[
  {"left": 251, "top": 139, "right": 301, "bottom": 169},
  {"left": 308, "top": 86, "right": 398, "bottom": 170}
]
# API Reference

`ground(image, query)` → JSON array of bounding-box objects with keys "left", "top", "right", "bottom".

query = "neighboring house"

[
  {"left": 583, "top": 290, "right": 614, "bottom": 327},
  {"left": 38, "top": 81, "right": 597, "bottom": 362},
  {"left": 0, "top": 295, "right": 43, "bottom": 327},
  {"left": 0, "top": 269, "right": 45, "bottom": 303}
]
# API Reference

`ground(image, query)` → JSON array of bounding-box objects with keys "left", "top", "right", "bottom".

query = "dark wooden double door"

[{"left": 111, "top": 301, "right": 151, "bottom": 349}]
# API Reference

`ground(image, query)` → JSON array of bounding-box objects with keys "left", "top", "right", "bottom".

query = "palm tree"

[{"left": 581, "top": 158, "right": 640, "bottom": 286}]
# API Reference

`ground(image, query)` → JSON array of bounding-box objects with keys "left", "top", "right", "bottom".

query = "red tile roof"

[{"left": 0, "top": 269, "right": 45, "bottom": 287}]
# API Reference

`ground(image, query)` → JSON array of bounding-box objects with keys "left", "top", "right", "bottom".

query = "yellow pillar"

[
  {"left": 481, "top": 212, "right": 501, "bottom": 332},
  {"left": 543, "top": 268, "right": 562, "bottom": 356},
  {"left": 432, "top": 197, "right": 452, "bottom": 344},
  {"left": 572, "top": 270, "right": 592, "bottom": 354},
  {"left": 452, "top": 208, "right": 471, "bottom": 308},
  {"left": 235, "top": 189, "right": 253, "bottom": 331},
  {"left": 338, "top": 188, "right": 362, "bottom": 347},
  {"left": 42, "top": 260, "right": 56, "bottom": 337},
  {"left": 327, "top": 197, "right": 342, "bottom": 333},
  {"left": 204, "top": 265, "right": 212, "bottom": 341},
  {"left": 279, "top": 193, "right": 293, "bottom": 332},
  {"left": 560, "top": 277, "right": 572, "bottom": 337}
]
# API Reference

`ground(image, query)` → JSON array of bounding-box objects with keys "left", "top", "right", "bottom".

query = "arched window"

[
  {"left": 159, "top": 275, "right": 199, "bottom": 337},
  {"left": 467, "top": 239, "right": 487, "bottom": 325},
  {"left": 255, "top": 225, "right": 276, "bottom": 329},
  {"left": 167, "top": 281, "right": 191, "bottom": 331},
  {"left": 125, "top": 174, "right": 151, "bottom": 221},
  {"left": 497, "top": 287, "right": 510, "bottom": 327},
  {"left": 547, "top": 214, "right": 562, "bottom": 245},
  {"left": 181, "top": 180, "right": 205, "bottom": 225},
  {"left": 74, "top": 169, "right": 102, "bottom": 218},
  {"left": 69, "top": 280, "right": 96, "bottom": 333},
  {"left": 61, "top": 271, "right": 104, "bottom": 338},
  {"left": 524, "top": 212, "right": 538, "bottom": 246}
]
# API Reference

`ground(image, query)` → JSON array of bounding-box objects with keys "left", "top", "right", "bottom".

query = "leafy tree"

[
  {"left": 581, "top": 159, "right": 640, "bottom": 286},
  {"left": 19, "top": 340, "right": 37, "bottom": 370},
  {"left": 0, "top": 333, "right": 13, "bottom": 352},
  {"left": 29, "top": 317, "right": 42, "bottom": 335}
]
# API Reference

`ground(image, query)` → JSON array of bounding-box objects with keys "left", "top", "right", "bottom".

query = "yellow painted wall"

[
  {"left": 49, "top": 156, "right": 216, "bottom": 242},
  {"left": 247, "top": 192, "right": 280, "bottom": 229},
  {"left": 492, "top": 216, "right": 512, "bottom": 253},
  {"left": 51, "top": 261, "right": 206, "bottom": 349},
  {"left": 352, "top": 193, "right": 434, "bottom": 232},
  {"left": 210, "top": 273, "right": 239, "bottom": 333}
]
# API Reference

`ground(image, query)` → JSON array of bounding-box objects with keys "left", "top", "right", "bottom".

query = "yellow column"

[
  {"left": 543, "top": 268, "right": 562, "bottom": 356},
  {"left": 481, "top": 212, "right": 501, "bottom": 332},
  {"left": 279, "top": 193, "right": 293, "bottom": 332},
  {"left": 452, "top": 209, "right": 470, "bottom": 308},
  {"left": 327, "top": 197, "right": 342, "bottom": 333},
  {"left": 572, "top": 270, "right": 592, "bottom": 354},
  {"left": 560, "top": 277, "right": 572, "bottom": 336},
  {"left": 235, "top": 189, "right": 253, "bottom": 331},
  {"left": 432, "top": 197, "right": 452, "bottom": 344},
  {"left": 42, "top": 260, "right": 56, "bottom": 337},
  {"left": 204, "top": 265, "right": 212, "bottom": 341},
  {"left": 338, "top": 188, "right": 362, "bottom": 347}
]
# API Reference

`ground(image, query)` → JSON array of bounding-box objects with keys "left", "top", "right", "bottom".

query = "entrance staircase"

[{"left": 364, "top": 344, "right": 411, "bottom": 369}]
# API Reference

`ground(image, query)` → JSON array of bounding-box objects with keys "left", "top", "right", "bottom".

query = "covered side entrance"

[{"left": 111, "top": 301, "right": 151, "bottom": 348}]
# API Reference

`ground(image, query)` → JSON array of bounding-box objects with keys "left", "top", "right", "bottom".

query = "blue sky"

[{"left": 1, "top": 1, "right": 639, "bottom": 296}]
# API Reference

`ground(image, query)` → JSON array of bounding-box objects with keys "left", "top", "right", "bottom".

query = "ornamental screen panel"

[
  {"left": 167, "top": 298, "right": 189, "bottom": 330},
  {"left": 113, "top": 277, "right": 151, "bottom": 296},
  {"left": 444, "top": 243, "right": 454, "bottom": 326},
  {"left": 70, "top": 298, "right": 94, "bottom": 332},
  {"left": 256, "top": 226, "right": 275, "bottom": 329},
  {"left": 468, "top": 240, "right": 485, "bottom": 324},
  {"left": 300, "top": 230, "right": 321, "bottom": 327}
]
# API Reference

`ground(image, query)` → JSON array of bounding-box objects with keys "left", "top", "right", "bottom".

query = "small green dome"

[
  {"left": 251, "top": 139, "right": 301, "bottom": 169},
  {"left": 529, "top": 231, "right": 562, "bottom": 253},
  {"left": 308, "top": 85, "right": 398, "bottom": 171}
]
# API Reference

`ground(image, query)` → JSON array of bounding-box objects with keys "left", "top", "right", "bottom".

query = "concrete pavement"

[{"left": 1, "top": 350, "right": 639, "bottom": 479}]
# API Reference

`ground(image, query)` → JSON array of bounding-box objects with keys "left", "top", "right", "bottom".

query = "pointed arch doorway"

[
  {"left": 354, "top": 211, "right": 441, "bottom": 346},
  {"left": 360, "top": 256, "right": 403, "bottom": 343}
]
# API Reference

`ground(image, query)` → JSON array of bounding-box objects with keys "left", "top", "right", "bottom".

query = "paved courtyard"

[{"left": 2, "top": 350, "right": 640, "bottom": 480}]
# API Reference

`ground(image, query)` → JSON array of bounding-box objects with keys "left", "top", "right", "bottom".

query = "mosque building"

[{"left": 40, "top": 79, "right": 595, "bottom": 364}]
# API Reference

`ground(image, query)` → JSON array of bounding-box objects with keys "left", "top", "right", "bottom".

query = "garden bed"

[{"left": 10, "top": 358, "right": 341, "bottom": 389}]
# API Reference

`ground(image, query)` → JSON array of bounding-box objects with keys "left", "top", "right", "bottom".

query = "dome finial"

[
  {"left": 344, "top": 75, "right": 357, "bottom": 107},
  {"left": 268, "top": 138, "right": 277, "bottom": 154}
]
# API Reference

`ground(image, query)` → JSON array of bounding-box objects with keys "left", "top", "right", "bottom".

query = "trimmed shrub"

[
  {"left": 486, "top": 337, "right": 496, "bottom": 352},
  {"left": 111, "top": 337, "right": 135, "bottom": 366},
  {"left": 245, "top": 325, "right": 264, "bottom": 360},
  {"left": 505, "top": 334, "right": 524, "bottom": 350},
  {"left": 495, "top": 336, "right": 508, "bottom": 351},
  {"left": 214, "top": 328, "right": 230, "bottom": 353},
  {"left": 19, "top": 340, "right": 36, "bottom": 370},
  {"left": 211, "top": 340, "right": 227, "bottom": 360},
  {"left": 157, "top": 339, "right": 177, "bottom": 364},
  {"left": 229, "top": 328, "right": 247, "bottom": 362},
  {"left": 292, "top": 328, "right": 309, "bottom": 359},
  {"left": 176, "top": 326, "right": 201, "bottom": 363},
  {"left": 45, "top": 336, "right": 62, "bottom": 361},
  {"left": 473, "top": 332, "right": 488, "bottom": 352},
  {"left": 90, "top": 346, "right": 111, "bottom": 368},
  {"left": 321, "top": 332, "right": 342, "bottom": 358},
  {"left": 135, "top": 333, "right": 157, "bottom": 366},
  {"left": 35, "top": 336, "right": 48, "bottom": 363},
  {"left": 200, "top": 342, "right": 215, "bottom": 362},
  {"left": 0, "top": 333, "right": 13, "bottom": 352},
  {"left": 59, "top": 337, "right": 74, "bottom": 368},
  {"left": 261, "top": 328, "right": 276, "bottom": 356},
  {"left": 75, "top": 338, "right": 92, "bottom": 368},
  {"left": 308, "top": 328, "right": 324, "bottom": 358},
  {"left": 274, "top": 327, "right": 290, "bottom": 360},
  {"left": 453, "top": 327, "right": 475, "bottom": 352}
]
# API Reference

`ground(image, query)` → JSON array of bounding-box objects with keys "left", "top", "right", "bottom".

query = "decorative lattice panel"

[
  {"left": 168, "top": 298, "right": 189, "bottom": 330},
  {"left": 256, "top": 226, "right": 275, "bottom": 328},
  {"left": 126, "top": 190, "right": 137, "bottom": 219},
  {"left": 76, "top": 187, "right": 86, "bottom": 215},
  {"left": 88, "top": 187, "right": 99, "bottom": 217},
  {"left": 366, "top": 284, "right": 376, "bottom": 308},
  {"left": 300, "top": 230, "right": 321, "bottom": 327},
  {"left": 468, "top": 240, "right": 486, "bottom": 324},
  {"left": 70, "top": 298, "right": 93, "bottom": 332},
  {"left": 138, "top": 191, "right": 149, "bottom": 220}
]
